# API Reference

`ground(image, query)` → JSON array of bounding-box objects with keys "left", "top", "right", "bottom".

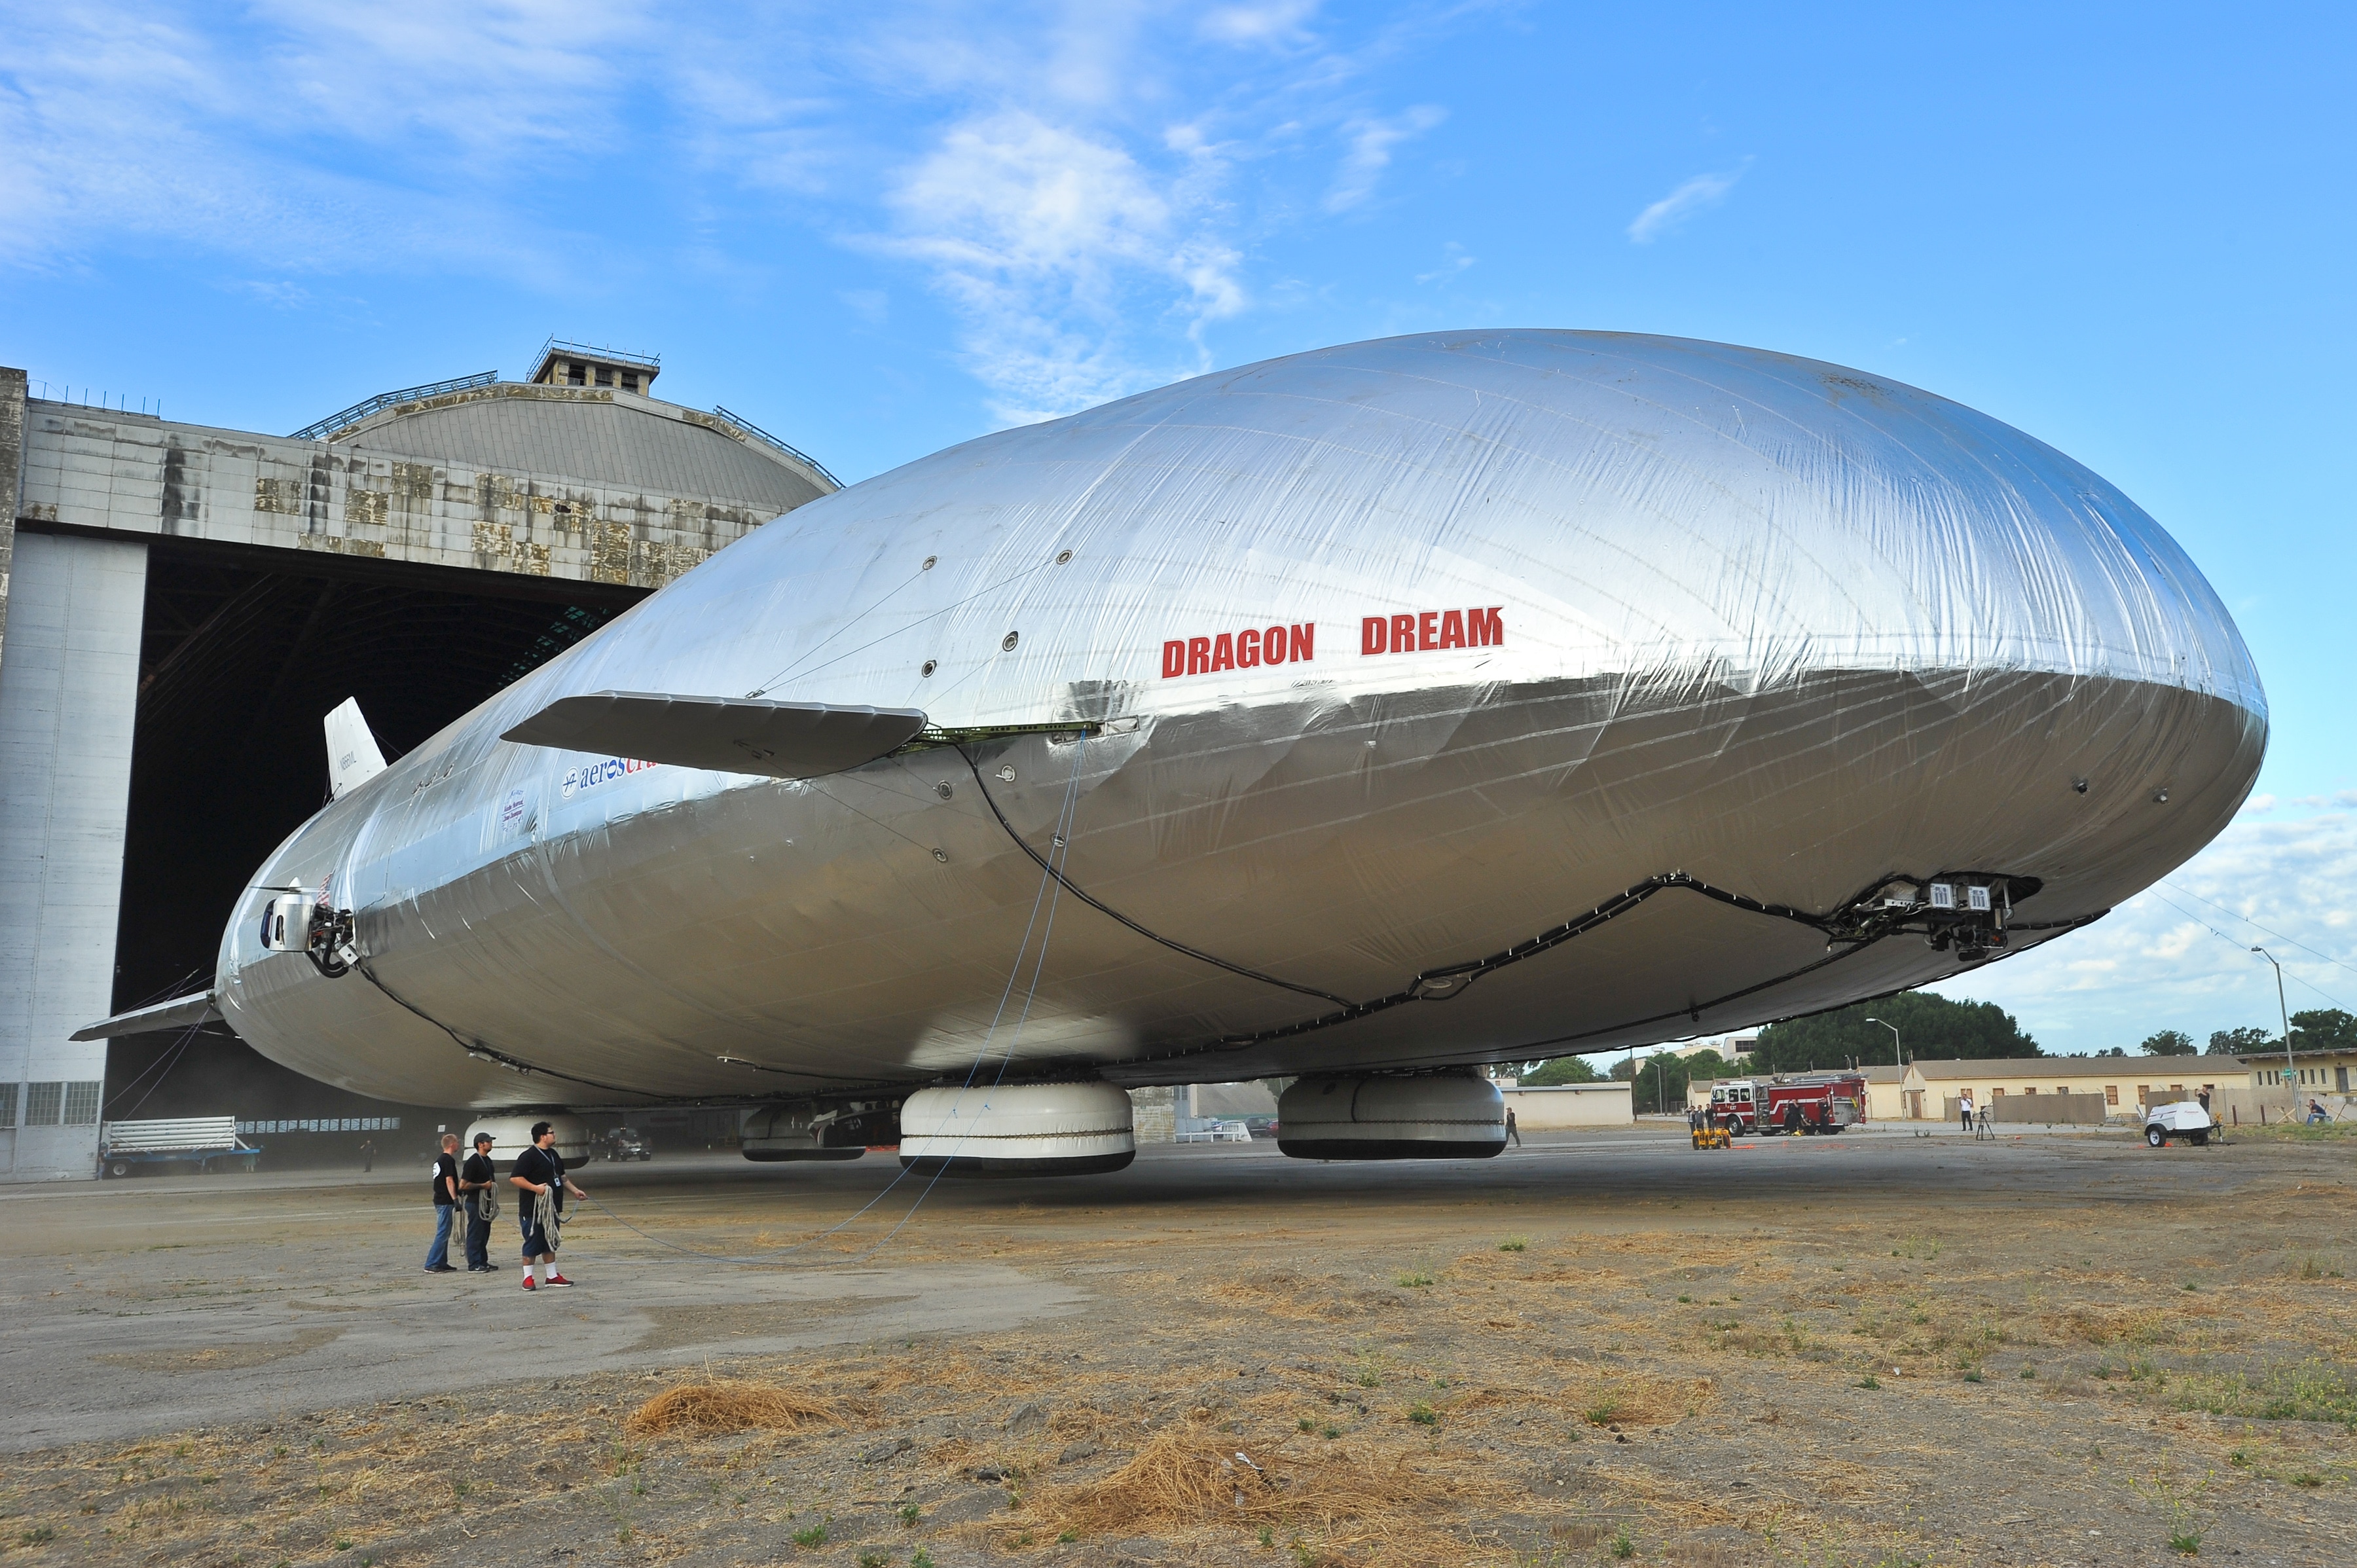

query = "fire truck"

[{"left": 1708, "top": 1073, "right": 1867, "bottom": 1135}]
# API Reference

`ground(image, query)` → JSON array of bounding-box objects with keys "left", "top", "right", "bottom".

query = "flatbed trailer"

[{"left": 97, "top": 1117, "right": 261, "bottom": 1178}]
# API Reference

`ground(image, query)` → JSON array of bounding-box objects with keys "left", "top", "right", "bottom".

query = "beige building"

[
  {"left": 1901, "top": 1057, "right": 2228, "bottom": 1121},
  {"left": 1861, "top": 1065, "right": 1908, "bottom": 1121},
  {"left": 1500, "top": 1083, "right": 1634, "bottom": 1129}
]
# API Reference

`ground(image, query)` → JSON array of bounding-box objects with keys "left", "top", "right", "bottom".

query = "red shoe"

[
  {"left": 545, "top": 1273, "right": 575, "bottom": 1288},
  {"left": 521, "top": 1274, "right": 538, "bottom": 1290}
]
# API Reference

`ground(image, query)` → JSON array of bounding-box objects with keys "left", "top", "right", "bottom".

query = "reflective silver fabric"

[{"left": 217, "top": 331, "right": 2265, "bottom": 1108}]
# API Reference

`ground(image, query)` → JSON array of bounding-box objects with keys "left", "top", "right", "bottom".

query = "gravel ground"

[{"left": 1, "top": 1124, "right": 2351, "bottom": 1566}]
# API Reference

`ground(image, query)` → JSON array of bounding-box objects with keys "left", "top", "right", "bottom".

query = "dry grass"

[
  {"left": 1029, "top": 1419, "right": 1501, "bottom": 1561},
  {"left": 625, "top": 1378, "right": 858, "bottom": 1437}
]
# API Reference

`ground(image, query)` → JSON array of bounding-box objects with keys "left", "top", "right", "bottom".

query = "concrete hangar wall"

[{"left": 0, "top": 348, "right": 837, "bottom": 1181}]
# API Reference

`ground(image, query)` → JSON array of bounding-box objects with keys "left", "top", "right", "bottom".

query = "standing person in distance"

[
  {"left": 1957, "top": 1089, "right": 1975, "bottom": 1136},
  {"left": 424, "top": 1133, "right": 460, "bottom": 1273},
  {"left": 510, "top": 1122, "right": 586, "bottom": 1290},
  {"left": 458, "top": 1131, "right": 500, "bottom": 1273}
]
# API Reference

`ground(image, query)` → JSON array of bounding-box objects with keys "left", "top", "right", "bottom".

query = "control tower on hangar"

[{"left": 0, "top": 342, "right": 839, "bottom": 1180}]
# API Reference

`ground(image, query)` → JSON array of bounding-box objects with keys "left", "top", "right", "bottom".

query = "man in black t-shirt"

[
  {"left": 509, "top": 1121, "right": 587, "bottom": 1290},
  {"left": 457, "top": 1132, "right": 500, "bottom": 1272},
  {"left": 424, "top": 1133, "right": 460, "bottom": 1273}
]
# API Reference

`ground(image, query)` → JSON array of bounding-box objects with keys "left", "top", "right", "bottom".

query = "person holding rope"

[
  {"left": 458, "top": 1131, "right": 500, "bottom": 1273},
  {"left": 510, "top": 1122, "right": 585, "bottom": 1290}
]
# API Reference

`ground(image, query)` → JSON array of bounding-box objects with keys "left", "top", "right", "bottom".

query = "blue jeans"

[{"left": 425, "top": 1203, "right": 455, "bottom": 1269}]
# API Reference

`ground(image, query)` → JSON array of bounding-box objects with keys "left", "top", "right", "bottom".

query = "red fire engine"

[{"left": 1708, "top": 1073, "right": 1867, "bottom": 1135}]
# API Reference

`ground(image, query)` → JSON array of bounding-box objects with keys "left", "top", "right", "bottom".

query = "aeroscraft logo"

[{"left": 559, "top": 757, "right": 656, "bottom": 800}]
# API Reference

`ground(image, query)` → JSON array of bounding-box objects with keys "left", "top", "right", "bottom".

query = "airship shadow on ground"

[{"left": 87, "top": 331, "right": 2264, "bottom": 1176}]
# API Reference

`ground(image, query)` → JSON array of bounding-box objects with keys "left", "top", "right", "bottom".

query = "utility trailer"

[
  {"left": 97, "top": 1117, "right": 261, "bottom": 1178},
  {"left": 1707, "top": 1073, "right": 1867, "bottom": 1136}
]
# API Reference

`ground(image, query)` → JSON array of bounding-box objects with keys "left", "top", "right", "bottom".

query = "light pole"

[
  {"left": 1863, "top": 1016, "right": 1902, "bottom": 1068},
  {"left": 2252, "top": 947, "right": 2296, "bottom": 1112}
]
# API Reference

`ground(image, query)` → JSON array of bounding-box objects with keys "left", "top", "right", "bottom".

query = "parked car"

[
  {"left": 598, "top": 1126, "right": 653, "bottom": 1161},
  {"left": 1243, "top": 1115, "right": 1280, "bottom": 1140}
]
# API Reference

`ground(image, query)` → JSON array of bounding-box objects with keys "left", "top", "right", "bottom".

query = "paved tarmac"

[{"left": 0, "top": 1120, "right": 2216, "bottom": 1454}]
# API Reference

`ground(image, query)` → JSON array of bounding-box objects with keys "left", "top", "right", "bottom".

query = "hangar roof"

[{"left": 330, "top": 382, "right": 831, "bottom": 517}]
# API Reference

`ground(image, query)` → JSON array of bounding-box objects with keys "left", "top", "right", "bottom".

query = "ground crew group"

[{"left": 425, "top": 1121, "right": 588, "bottom": 1288}]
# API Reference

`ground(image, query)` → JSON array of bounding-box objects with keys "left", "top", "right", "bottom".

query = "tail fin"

[{"left": 325, "top": 697, "right": 388, "bottom": 800}]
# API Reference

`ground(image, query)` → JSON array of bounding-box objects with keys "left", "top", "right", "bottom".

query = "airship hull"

[{"left": 213, "top": 332, "right": 2265, "bottom": 1108}]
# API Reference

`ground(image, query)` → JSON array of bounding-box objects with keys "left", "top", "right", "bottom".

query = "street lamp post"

[
  {"left": 1863, "top": 1017, "right": 1902, "bottom": 1067},
  {"left": 2252, "top": 947, "right": 2296, "bottom": 1114}
]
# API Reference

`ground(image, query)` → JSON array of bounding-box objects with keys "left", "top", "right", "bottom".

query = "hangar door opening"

[{"left": 103, "top": 536, "right": 646, "bottom": 1138}]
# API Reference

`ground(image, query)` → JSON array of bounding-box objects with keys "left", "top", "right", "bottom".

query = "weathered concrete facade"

[
  {"left": 18, "top": 382, "right": 828, "bottom": 594},
  {"left": 2, "top": 367, "right": 834, "bottom": 1180}
]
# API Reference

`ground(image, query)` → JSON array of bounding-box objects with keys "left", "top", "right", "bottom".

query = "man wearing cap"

[
  {"left": 509, "top": 1121, "right": 587, "bottom": 1290},
  {"left": 456, "top": 1131, "right": 500, "bottom": 1273}
]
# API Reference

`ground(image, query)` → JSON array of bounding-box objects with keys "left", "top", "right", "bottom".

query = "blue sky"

[{"left": 5, "top": 1, "right": 2352, "bottom": 1055}]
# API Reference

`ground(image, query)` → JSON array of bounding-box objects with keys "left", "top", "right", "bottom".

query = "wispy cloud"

[
  {"left": 1414, "top": 240, "right": 1474, "bottom": 283},
  {"left": 1200, "top": 1, "right": 1324, "bottom": 47},
  {"left": 1626, "top": 157, "right": 1754, "bottom": 244},
  {"left": 1933, "top": 807, "right": 2357, "bottom": 1050},
  {"left": 881, "top": 110, "right": 1243, "bottom": 423},
  {"left": 1325, "top": 103, "right": 1446, "bottom": 213},
  {"left": 0, "top": 1, "right": 1478, "bottom": 423}
]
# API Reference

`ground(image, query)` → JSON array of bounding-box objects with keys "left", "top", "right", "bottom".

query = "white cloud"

[
  {"left": 0, "top": 1, "right": 1486, "bottom": 423},
  {"left": 1931, "top": 807, "right": 2357, "bottom": 1051},
  {"left": 1325, "top": 103, "right": 1445, "bottom": 213},
  {"left": 1414, "top": 240, "right": 1474, "bottom": 283},
  {"left": 1626, "top": 158, "right": 1753, "bottom": 244},
  {"left": 1201, "top": 1, "right": 1323, "bottom": 46},
  {"left": 880, "top": 110, "right": 1244, "bottom": 424}
]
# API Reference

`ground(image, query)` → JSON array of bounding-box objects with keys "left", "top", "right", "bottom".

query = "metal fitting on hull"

[
  {"left": 739, "top": 1098, "right": 900, "bottom": 1161},
  {"left": 1277, "top": 1072, "right": 1507, "bottom": 1160},
  {"left": 898, "top": 1080, "right": 1135, "bottom": 1177}
]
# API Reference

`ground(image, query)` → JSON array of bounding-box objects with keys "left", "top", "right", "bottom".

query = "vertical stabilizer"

[{"left": 324, "top": 697, "right": 388, "bottom": 800}]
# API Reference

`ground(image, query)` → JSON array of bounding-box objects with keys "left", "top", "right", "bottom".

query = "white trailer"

[{"left": 96, "top": 1117, "right": 260, "bottom": 1178}]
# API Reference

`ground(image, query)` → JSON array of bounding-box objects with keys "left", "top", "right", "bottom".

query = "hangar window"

[
  {"left": 62, "top": 1082, "right": 101, "bottom": 1124},
  {"left": 2104, "top": 1085, "right": 2119, "bottom": 1105},
  {"left": 1989, "top": 1087, "right": 2004, "bottom": 1097},
  {"left": 594, "top": 367, "right": 613, "bottom": 387},
  {"left": 567, "top": 361, "right": 586, "bottom": 386},
  {"left": 621, "top": 373, "right": 639, "bottom": 392},
  {"left": 2169, "top": 1084, "right": 2185, "bottom": 1094},
  {"left": 0, "top": 1082, "right": 16, "bottom": 1126},
  {"left": 24, "top": 1082, "right": 63, "bottom": 1125}
]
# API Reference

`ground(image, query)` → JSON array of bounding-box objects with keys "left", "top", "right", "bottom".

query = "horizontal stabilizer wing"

[
  {"left": 72, "top": 990, "right": 221, "bottom": 1042},
  {"left": 501, "top": 692, "right": 929, "bottom": 780}
]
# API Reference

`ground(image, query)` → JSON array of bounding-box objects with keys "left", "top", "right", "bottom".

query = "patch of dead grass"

[
  {"left": 1029, "top": 1420, "right": 1503, "bottom": 1562},
  {"left": 625, "top": 1379, "right": 863, "bottom": 1437}
]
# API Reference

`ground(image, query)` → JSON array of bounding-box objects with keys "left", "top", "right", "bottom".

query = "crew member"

[
  {"left": 1505, "top": 1107, "right": 1520, "bottom": 1148},
  {"left": 510, "top": 1121, "right": 586, "bottom": 1290},
  {"left": 1957, "top": 1089, "right": 1975, "bottom": 1135},
  {"left": 424, "top": 1133, "right": 460, "bottom": 1273},
  {"left": 458, "top": 1131, "right": 500, "bottom": 1272}
]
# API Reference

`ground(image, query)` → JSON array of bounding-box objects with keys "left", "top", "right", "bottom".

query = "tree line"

[{"left": 1512, "top": 997, "right": 2356, "bottom": 1108}]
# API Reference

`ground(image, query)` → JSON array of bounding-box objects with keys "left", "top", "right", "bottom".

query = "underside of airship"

[{"left": 84, "top": 330, "right": 2265, "bottom": 1174}]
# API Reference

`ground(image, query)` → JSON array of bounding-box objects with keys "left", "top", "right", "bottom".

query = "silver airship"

[{"left": 87, "top": 330, "right": 2265, "bottom": 1171}]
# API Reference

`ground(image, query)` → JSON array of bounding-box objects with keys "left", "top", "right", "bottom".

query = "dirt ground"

[{"left": 1, "top": 1123, "right": 2352, "bottom": 1567}]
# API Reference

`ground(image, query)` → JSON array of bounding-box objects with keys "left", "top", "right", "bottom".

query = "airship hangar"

[{"left": 0, "top": 344, "right": 837, "bottom": 1181}]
